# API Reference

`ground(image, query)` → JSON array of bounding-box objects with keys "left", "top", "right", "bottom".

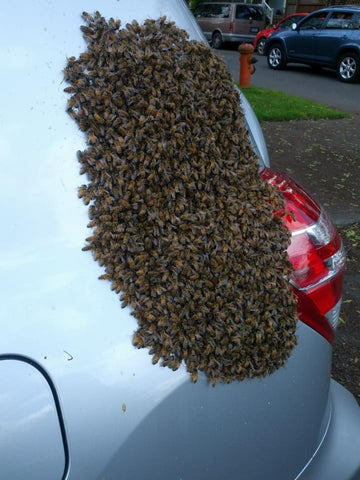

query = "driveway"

[{"left": 216, "top": 48, "right": 360, "bottom": 114}]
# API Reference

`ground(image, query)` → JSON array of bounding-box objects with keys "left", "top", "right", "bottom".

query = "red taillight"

[
  {"left": 261, "top": 168, "right": 346, "bottom": 343},
  {"left": 229, "top": 21, "right": 233, "bottom": 32}
]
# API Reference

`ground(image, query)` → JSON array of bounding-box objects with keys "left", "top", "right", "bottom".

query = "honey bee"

[
  {"left": 133, "top": 332, "right": 144, "bottom": 348},
  {"left": 87, "top": 132, "right": 97, "bottom": 144},
  {"left": 64, "top": 11, "right": 297, "bottom": 387},
  {"left": 82, "top": 11, "right": 93, "bottom": 21},
  {"left": 98, "top": 273, "right": 111, "bottom": 280}
]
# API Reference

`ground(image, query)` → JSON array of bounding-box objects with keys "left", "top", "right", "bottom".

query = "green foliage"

[
  {"left": 238, "top": 85, "right": 350, "bottom": 122},
  {"left": 342, "top": 226, "right": 360, "bottom": 248},
  {"left": 190, "top": 0, "right": 202, "bottom": 11}
]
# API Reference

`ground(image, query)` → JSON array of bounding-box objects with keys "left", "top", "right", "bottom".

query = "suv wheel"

[
  {"left": 267, "top": 44, "right": 286, "bottom": 70},
  {"left": 337, "top": 53, "right": 360, "bottom": 83},
  {"left": 212, "top": 31, "right": 223, "bottom": 49},
  {"left": 257, "top": 38, "right": 266, "bottom": 56}
]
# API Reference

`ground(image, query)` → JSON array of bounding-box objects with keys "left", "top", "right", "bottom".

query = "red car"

[{"left": 254, "top": 13, "right": 308, "bottom": 55}]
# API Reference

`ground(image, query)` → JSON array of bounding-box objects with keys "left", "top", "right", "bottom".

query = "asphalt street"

[{"left": 216, "top": 47, "right": 360, "bottom": 114}]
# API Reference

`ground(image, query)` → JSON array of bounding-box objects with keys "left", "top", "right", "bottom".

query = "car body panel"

[
  {"left": 301, "top": 29, "right": 344, "bottom": 65},
  {"left": 232, "top": 4, "right": 265, "bottom": 39},
  {"left": 1, "top": 1, "right": 360, "bottom": 479},
  {"left": 0, "top": 357, "right": 67, "bottom": 480},
  {"left": 254, "top": 13, "right": 308, "bottom": 50},
  {"left": 265, "top": 7, "right": 360, "bottom": 70},
  {"left": 283, "top": 11, "right": 332, "bottom": 64},
  {"left": 298, "top": 381, "right": 360, "bottom": 480},
  {"left": 237, "top": 88, "right": 270, "bottom": 168},
  {"left": 286, "top": 30, "right": 327, "bottom": 64}
]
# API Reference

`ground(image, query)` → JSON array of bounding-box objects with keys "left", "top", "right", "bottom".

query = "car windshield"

[
  {"left": 194, "top": 4, "right": 230, "bottom": 18},
  {"left": 279, "top": 16, "right": 303, "bottom": 28}
]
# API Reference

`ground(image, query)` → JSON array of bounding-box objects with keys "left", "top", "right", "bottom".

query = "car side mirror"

[{"left": 291, "top": 22, "right": 298, "bottom": 30}]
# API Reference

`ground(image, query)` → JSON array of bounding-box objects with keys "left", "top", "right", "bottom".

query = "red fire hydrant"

[{"left": 238, "top": 43, "right": 257, "bottom": 88}]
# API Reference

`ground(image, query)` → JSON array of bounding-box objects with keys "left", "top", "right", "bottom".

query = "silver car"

[{"left": 1, "top": 1, "right": 360, "bottom": 479}]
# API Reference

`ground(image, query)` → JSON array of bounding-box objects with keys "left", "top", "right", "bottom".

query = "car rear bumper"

[{"left": 298, "top": 379, "right": 360, "bottom": 480}]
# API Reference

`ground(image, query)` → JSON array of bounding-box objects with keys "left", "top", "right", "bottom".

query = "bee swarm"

[{"left": 64, "top": 12, "right": 297, "bottom": 385}]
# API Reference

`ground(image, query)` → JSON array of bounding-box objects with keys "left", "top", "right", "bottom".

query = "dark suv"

[{"left": 264, "top": 6, "right": 360, "bottom": 82}]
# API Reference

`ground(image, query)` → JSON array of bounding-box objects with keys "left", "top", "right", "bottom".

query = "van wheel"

[
  {"left": 267, "top": 44, "right": 286, "bottom": 70},
  {"left": 337, "top": 52, "right": 360, "bottom": 83},
  {"left": 257, "top": 38, "right": 266, "bottom": 55},
  {"left": 212, "top": 32, "right": 223, "bottom": 49}
]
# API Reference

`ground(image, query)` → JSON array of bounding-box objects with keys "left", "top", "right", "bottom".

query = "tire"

[
  {"left": 267, "top": 44, "right": 287, "bottom": 70},
  {"left": 212, "top": 31, "right": 223, "bottom": 49},
  {"left": 257, "top": 38, "right": 266, "bottom": 56},
  {"left": 337, "top": 52, "right": 360, "bottom": 83}
]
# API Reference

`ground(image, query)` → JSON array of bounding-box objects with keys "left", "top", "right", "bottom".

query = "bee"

[
  {"left": 64, "top": 11, "right": 297, "bottom": 387},
  {"left": 77, "top": 185, "right": 87, "bottom": 198},
  {"left": 87, "top": 132, "right": 97, "bottom": 144},
  {"left": 189, "top": 371, "right": 198, "bottom": 383},
  {"left": 82, "top": 11, "right": 93, "bottom": 21},
  {"left": 133, "top": 332, "right": 144, "bottom": 348},
  {"left": 98, "top": 273, "right": 111, "bottom": 280}
]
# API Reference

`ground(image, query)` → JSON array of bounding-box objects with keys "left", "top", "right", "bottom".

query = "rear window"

[
  {"left": 326, "top": 11, "right": 360, "bottom": 30},
  {"left": 235, "top": 5, "right": 264, "bottom": 21},
  {"left": 194, "top": 3, "right": 230, "bottom": 18},
  {"left": 353, "top": 13, "right": 360, "bottom": 29}
]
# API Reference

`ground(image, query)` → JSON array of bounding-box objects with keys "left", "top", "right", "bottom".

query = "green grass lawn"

[{"left": 238, "top": 85, "right": 350, "bottom": 122}]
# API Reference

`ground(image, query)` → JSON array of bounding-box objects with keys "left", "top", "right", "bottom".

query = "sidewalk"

[
  {"left": 261, "top": 116, "right": 360, "bottom": 404},
  {"left": 262, "top": 115, "right": 360, "bottom": 225}
]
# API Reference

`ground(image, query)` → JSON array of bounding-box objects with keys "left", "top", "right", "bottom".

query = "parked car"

[
  {"left": 1, "top": 1, "right": 360, "bottom": 479},
  {"left": 254, "top": 13, "right": 308, "bottom": 55},
  {"left": 193, "top": 1, "right": 266, "bottom": 48},
  {"left": 265, "top": 5, "right": 360, "bottom": 83}
]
